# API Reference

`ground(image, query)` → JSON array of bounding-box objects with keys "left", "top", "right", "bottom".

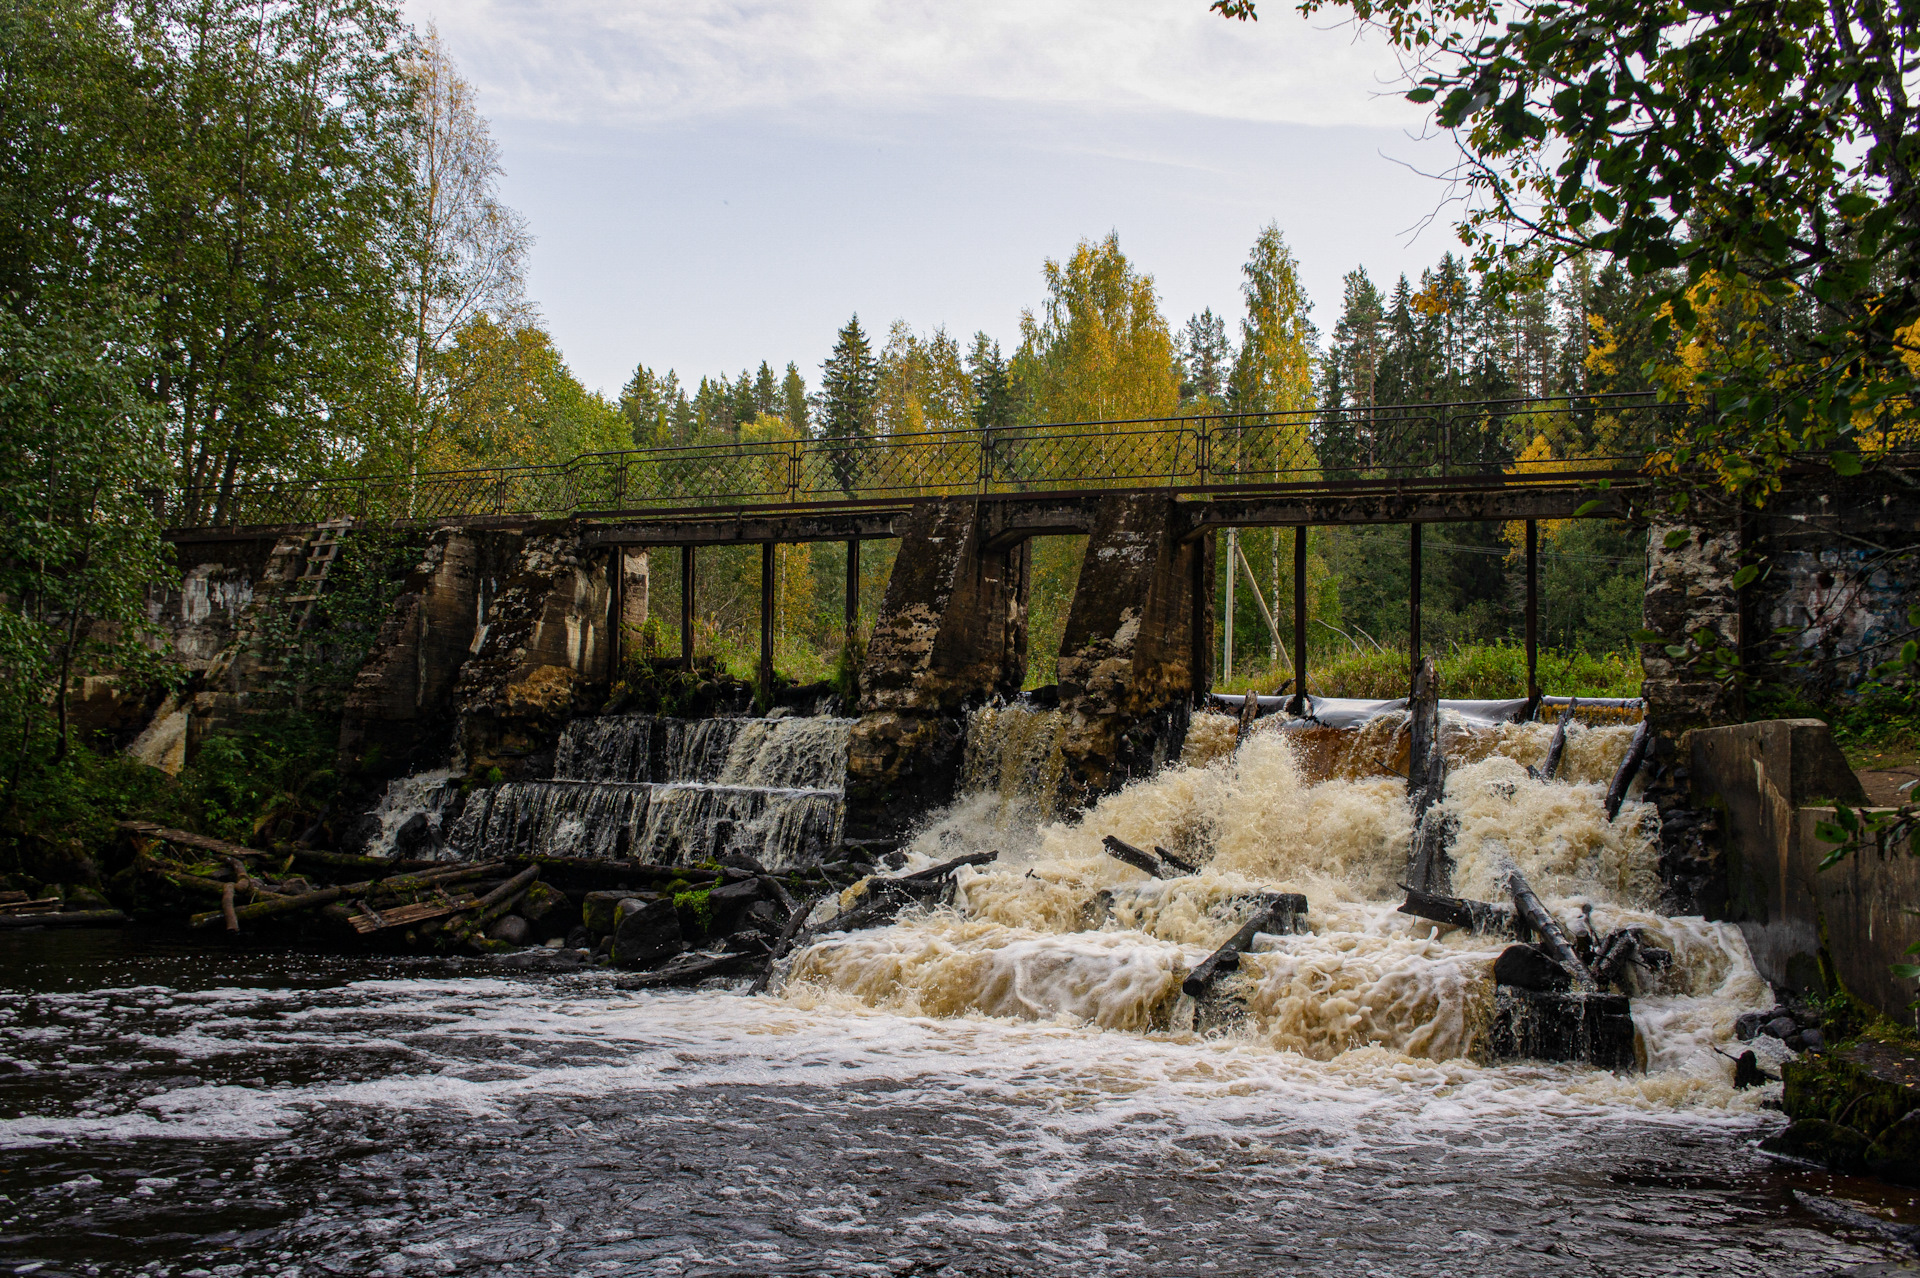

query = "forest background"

[{"left": 1, "top": 0, "right": 1785, "bottom": 857}]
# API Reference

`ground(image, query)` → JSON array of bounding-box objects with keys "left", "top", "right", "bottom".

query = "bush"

[{"left": 1215, "top": 641, "right": 1642, "bottom": 699}]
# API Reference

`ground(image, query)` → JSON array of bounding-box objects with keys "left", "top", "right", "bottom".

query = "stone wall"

[
  {"left": 1684, "top": 719, "right": 1920, "bottom": 1015},
  {"left": 844, "top": 501, "right": 1030, "bottom": 841},
  {"left": 1054, "top": 494, "right": 1209, "bottom": 809}
]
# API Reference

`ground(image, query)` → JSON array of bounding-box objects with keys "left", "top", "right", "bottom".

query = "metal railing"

[{"left": 191, "top": 392, "right": 1681, "bottom": 529}]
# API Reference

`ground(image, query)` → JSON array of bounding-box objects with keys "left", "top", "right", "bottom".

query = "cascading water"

[
  {"left": 781, "top": 708, "right": 1776, "bottom": 1092},
  {"left": 446, "top": 713, "right": 852, "bottom": 870}
]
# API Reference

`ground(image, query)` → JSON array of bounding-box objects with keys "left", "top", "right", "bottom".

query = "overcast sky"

[{"left": 404, "top": 0, "right": 1463, "bottom": 398}]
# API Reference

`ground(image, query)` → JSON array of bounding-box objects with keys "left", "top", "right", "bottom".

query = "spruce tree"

[
  {"left": 754, "top": 361, "right": 778, "bottom": 419},
  {"left": 967, "top": 332, "right": 1017, "bottom": 430},
  {"left": 782, "top": 362, "right": 809, "bottom": 434},
  {"left": 1178, "top": 310, "right": 1233, "bottom": 403},
  {"left": 819, "top": 315, "right": 878, "bottom": 493}
]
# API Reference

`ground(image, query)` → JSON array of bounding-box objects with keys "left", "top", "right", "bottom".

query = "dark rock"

[
  {"left": 723, "top": 929, "right": 773, "bottom": 954},
  {"left": 1759, "top": 1119, "right": 1871, "bottom": 1173},
  {"left": 64, "top": 885, "right": 111, "bottom": 911},
  {"left": 565, "top": 925, "right": 589, "bottom": 949},
  {"left": 1735, "top": 1011, "right": 1767, "bottom": 1041},
  {"left": 706, "top": 879, "right": 764, "bottom": 912},
  {"left": 519, "top": 881, "right": 579, "bottom": 932},
  {"left": 1734, "top": 1051, "right": 1769, "bottom": 1089},
  {"left": 583, "top": 889, "right": 641, "bottom": 939},
  {"left": 1765, "top": 1016, "right": 1799, "bottom": 1040},
  {"left": 1492, "top": 944, "right": 1575, "bottom": 993},
  {"left": 1801, "top": 1027, "right": 1827, "bottom": 1051},
  {"left": 745, "top": 899, "right": 782, "bottom": 930},
  {"left": 487, "top": 914, "right": 532, "bottom": 946},
  {"left": 611, "top": 898, "right": 683, "bottom": 968},
  {"left": 394, "top": 813, "right": 435, "bottom": 856},
  {"left": 490, "top": 948, "right": 588, "bottom": 971},
  {"left": 1787, "top": 1033, "right": 1809, "bottom": 1052},
  {"left": 719, "top": 851, "right": 768, "bottom": 874},
  {"left": 1866, "top": 1110, "right": 1920, "bottom": 1184}
]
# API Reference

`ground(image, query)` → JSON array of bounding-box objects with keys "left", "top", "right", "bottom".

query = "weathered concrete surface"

[
  {"left": 451, "top": 526, "right": 616, "bottom": 779},
  {"left": 1055, "top": 494, "right": 1208, "bottom": 809},
  {"left": 1641, "top": 520, "right": 1744, "bottom": 736},
  {"left": 337, "top": 529, "right": 518, "bottom": 778},
  {"left": 614, "top": 547, "right": 649, "bottom": 665},
  {"left": 845, "top": 501, "right": 1029, "bottom": 839},
  {"left": 1686, "top": 719, "right": 1920, "bottom": 1013}
]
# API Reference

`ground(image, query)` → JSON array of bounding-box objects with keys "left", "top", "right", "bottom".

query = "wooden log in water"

[
  {"left": 1154, "top": 846, "right": 1200, "bottom": 875},
  {"left": 1405, "top": 807, "right": 1459, "bottom": 897},
  {"left": 1603, "top": 720, "right": 1652, "bottom": 820},
  {"left": 618, "top": 950, "right": 762, "bottom": 989},
  {"left": 897, "top": 850, "right": 999, "bottom": 882},
  {"left": 1497, "top": 855, "right": 1596, "bottom": 991},
  {"left": 1539, "top": 698, "right": 1578, "bottom": 781},
  {"left": 748, "top": 890, "right": 830, "bottom": 995},
  {"left": 220, "top": 882, "right": 239, "bottom": 933},
  {"left": 1182, "top": 915, "right": 1267, "bottom": 999},
  {"left": 1397, "top": 886, "right": 1516, "bottom": 936},
  {"left": 0, "top": 909, "right": 128, "bottom": 929},
  {"left": 191, "top": 883, "right": 355, "bottom": 929},
  {"left": 1103, "top": 835, "right": 1166, "bottom": 879}
]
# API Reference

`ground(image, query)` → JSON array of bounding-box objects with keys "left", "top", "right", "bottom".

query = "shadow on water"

[{"left": 2, "top": 931, "right": 1919, "bottom": 1276}]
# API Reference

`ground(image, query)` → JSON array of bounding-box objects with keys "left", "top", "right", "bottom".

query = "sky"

[{"left": 404, "top": 0, "right": 1465, "bottom": 399}]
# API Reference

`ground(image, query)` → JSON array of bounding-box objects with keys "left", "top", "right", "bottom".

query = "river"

[{"left": 5, "top": 708, "right": 1920, "bottom": 1275}]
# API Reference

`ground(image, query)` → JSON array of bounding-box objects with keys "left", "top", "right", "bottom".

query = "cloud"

[{"left": 405, "top": 0, "right": 1424, "bottom": 130}]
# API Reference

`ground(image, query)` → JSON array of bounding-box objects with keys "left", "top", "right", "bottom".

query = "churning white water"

[{"left": 780, "top": 708, "right": 1774, "bottom": 1108}]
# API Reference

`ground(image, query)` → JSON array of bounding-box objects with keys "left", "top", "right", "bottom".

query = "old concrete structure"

[
  {"left": 1054, "top": 494, "right": 1210, "bottom": 808},
  {"left": 844, "top": 501, "right": 1031, "bottom": 841}
]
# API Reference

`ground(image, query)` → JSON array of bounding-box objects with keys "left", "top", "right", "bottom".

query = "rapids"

[{"left": 6, "top": 706, "right": 1917, "bottom": 1273}]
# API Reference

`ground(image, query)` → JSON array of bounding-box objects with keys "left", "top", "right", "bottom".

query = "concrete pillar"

[
  {"left": 843, "top": 500, "right": 1029, "bottom": 842},
  {"left": 1641, "top": 520, "right": 1744, "bottom": 736},
  {"left": 1054, "top": 493, "right": 1208, "bottom": 810},
  {"left": 613, "top": 546, "right": 648, "bottom": 667}
]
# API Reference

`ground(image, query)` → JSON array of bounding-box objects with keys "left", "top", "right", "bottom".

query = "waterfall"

[{"left": 438, "top": 714, "right": 854, "bottom": 869}]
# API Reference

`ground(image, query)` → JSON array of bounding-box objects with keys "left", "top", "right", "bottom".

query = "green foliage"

[
  {"left": 1217, "top": 642, "right": 1641, "bottom": 700},
  {"left": 672, "top": 887, "right": 713, "bottom": 928}
]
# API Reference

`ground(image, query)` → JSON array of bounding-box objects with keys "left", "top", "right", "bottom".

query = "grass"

[{"left": 1214, "top": 641, "right": 1642, "bottom": 700}]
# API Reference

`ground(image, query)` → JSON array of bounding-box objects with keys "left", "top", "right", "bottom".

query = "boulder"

[
  {"left": 1487, "top": 987, "right": 1637, "bottom": 1070},
  {"left": 393, "top": 812, "right": 435, "bottom": 856},
  {"left": 520, "top": 881, "right": 579, "bottom": 933},
  {"left": 1492, "top": 944, "right": 1574, "bottom": 993},
  {"left": 1760, "top": 1119, "right": 1871, "bottom": 1173},
  {"left": 583, "top": 889, "right": 641, "bottom": 939},
  {"left": 1765, "top": 1016, "right": 1799, "bottom": 1040},
  {"left": 487, "top": 914, "right": 532, "bottom": 946},
  {"left": 611, "top": 898, "right": 683, "bottom": 968},
  {"left": 1867, "top": 1110, "right": 1920, "bottom": 1184}
]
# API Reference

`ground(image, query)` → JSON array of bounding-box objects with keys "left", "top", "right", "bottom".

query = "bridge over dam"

[{"left": 141, "top": 391, "right": 1911, "bottom": 848}]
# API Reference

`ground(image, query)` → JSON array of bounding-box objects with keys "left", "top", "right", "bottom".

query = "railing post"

[
  {"left": 980, "top": 430, "right": 993, "bottom": 494},
  {"left": 1525, "top": 519, "right": 1540, "bottom": 716}
]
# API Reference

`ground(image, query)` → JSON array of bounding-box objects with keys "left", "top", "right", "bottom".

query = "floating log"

[
  {"left": 897, "top": 850, "right": 999, "bottom": 882},
  {"left": 1103, "top": 836, "right": 1166, "bottom": 879},
  {"left": 618, "top": 950, "right": 761, "bottom": 989},
  {"left": 1181, "top": 896, "right": 1303, "bottom": 999},
  {"left": 191, "top": 883, "right": 354, "bottom": 929},
  {"left": 1497, "top": 855, "right": 1596, "bottom": 992},
  {"left": 1237, "top": 689, "right": 1258, "bottom": 741},
  {"left": 1603, "top": 720, "right": 1652, "bottom": 820},
  {"left": 0, "top": 909, "right": 128, "bottom": 929},
  {"left": 0, "top": 897, "right": 66, "bottom": 915},
  {"left": 1538, "top": 698, "right": 1577, "bottom": 781},
  {"left": 1397, "top": 886, "right": 1516, "bottom": 936},
  {"left": 1155, "top": 846, "right": 1200, "bottom": 875},
  {"left": 348, "top": 893, "right": 477, "bottom": 934},
  {"left": 220, "top": 882, "right": 239, "bottom": 933}
]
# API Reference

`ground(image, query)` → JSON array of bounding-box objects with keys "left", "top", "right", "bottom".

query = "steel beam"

[
  {"left": 1291, "top": 527, "right": 1307, "bottom": 714},
  {"left": 1176, "top": 484, "right": 1641, "bottom": 540},
  {"left": 680, "top": 545, "right": 695, "bottom": 672},
  {"left": 584, "top": 511, "right": 903, "bottom": 547},
  {"left": 1410, "top": 523, "right": 1423, "bottom": 688},
  {"left": 1525, "top": 519, "right": 1540, "bottom": 715},
  {"left": 760, "top": 542, "right": 776, "bottom": 698}
]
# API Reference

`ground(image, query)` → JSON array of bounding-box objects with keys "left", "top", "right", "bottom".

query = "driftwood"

[
  {"left": 1103, "top": 835, "right": 1167, "bottom": 879},
  {"left": 446, "top": 865, "right": 541, "bottom": 944},
  {"left": 0, "top": 897, "right": 68, "bottom": 915},
  {"left": 1405, "top": 807, "right": 1458, "bottom": 897},
  {"left": 1397, "top": 886, "right": 1516, "bottom": 935},
  {"left": 1238, "top": 689, "right": 1259, "bottom": 740},
  {"left": 897, "top": 850, "right": 999, "bottom": 882},
  {"left": 748, "top": 890, "right": 829, "bottom": 995},
  {"left": 1180, "top": 895, "right": 1306, "bottom": 999},
  {"left": 187, "top": 861, "right": 506, "bottom": 930},
  {"left": 347, "top": 893, "right": 478, "bottom": 934},
  {"left": 1497, "top": 855, "right": 1596, "bottom": 991},
  {"left": 1538, "top": 698, "right": 1578, "bottom": 781},
  {"left": 618, "top": 950, "right": 762, "bottom": 989},
  {"left": 1155, "top": 846, "right": 1200, "bottom": 875},
  {"left": 0, "top": 909, "right": 128, "bottom": 929},
  {"left": 118, "top": 822, "right": 271, "bottom": 860},
  {"left": 219, "top": 882, "right": 239, "bottom": 933},
  {"left": 1591, "top": 927, "right": 1674, "bottom": 987},
  {"left": 1604, "top": 720, "right": 1652, "bottom": 820}
]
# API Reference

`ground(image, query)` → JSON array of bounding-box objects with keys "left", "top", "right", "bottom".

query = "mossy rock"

[
  {"left": 519, "top": 881, "right": 578, "bottom": 933},
  {"left": 582, "top": 889, "right": 640, "bottom": 939},
  {"left": 1760, "top": 1119, "right": 1873, "bottom": 1173},
  {"left": 1785, "top": 1042, "right": 1920, "bottom": 1140},
  {"left": 1867, "top": 1110, "right": 1920, "bottom": 1185}
]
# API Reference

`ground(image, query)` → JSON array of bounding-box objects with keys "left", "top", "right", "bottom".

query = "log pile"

[{"left": 118, "top": 821, "right": 995, "bottom": 991}]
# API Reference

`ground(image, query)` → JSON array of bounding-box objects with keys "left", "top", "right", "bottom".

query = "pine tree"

[
  {"left": 1178, "top": 310, "right": 1234, "bottom": 403},
  {"left": 818, "top": 314, "right": 878, "bottom": 493},
  {"left": 754, "top": 361, "right": 778, "bottom": 417},
  {"left": 782, "top": 362, "right": 809, "bottom": 435},
  {"left": 818, "top": 315, "right": 878, "bottom": 439},
  {"left": 967, "top": 333, "right": 1018, "bottom": 429}
]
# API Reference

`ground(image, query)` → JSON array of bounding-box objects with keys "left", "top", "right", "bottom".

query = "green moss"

[{"left": 673, "top": 887, "right": 713, "bottom": 928}]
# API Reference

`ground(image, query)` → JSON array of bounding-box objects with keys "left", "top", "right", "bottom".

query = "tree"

[
  {"left": 1228, "top": 224, "right": 1316, "bottom": 416},
  {"left": 434, "top": 314, "right": 625, "bottom": 468},
  {"left": 127, "top": 0, "right": 418, "bottom": 523},
  {"left": 781, "top": 362, "right": 809, "bottom": 435},
  {"left": 1178, "top": 309, "right": 1234, "bottom": 403},
  {"left": 396, "top": 24, "right": 530, "bottom": 474},
  {"left": 818, "top": 315, "right": 879, "bottom": 439},
  {"left": 0, "top": 300, "right": 170, "bottom": 782},
  {"left": 967, "top": 333, "right": 1019, "bottom": 430},
  {"left": 1013, "top": 233, "right": 1179, "bottom": 423},
  {"left": 1219, "top": 0, "right": 1920, "bottom": 503}
]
